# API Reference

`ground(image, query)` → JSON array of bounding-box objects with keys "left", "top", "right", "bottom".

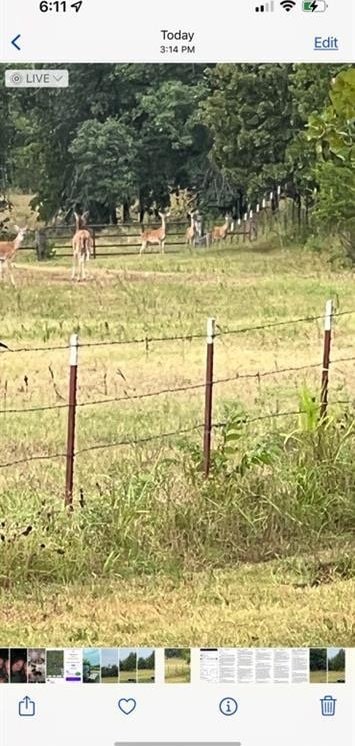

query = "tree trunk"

[{"left": 123, "top": 201, "right": 130, "bottom": 223}]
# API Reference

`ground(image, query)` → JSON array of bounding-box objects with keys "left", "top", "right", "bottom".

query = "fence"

[
  {"left": 28, "top": 221, "right": 257, "bottom": 258},
  {"left": 1, "top": 301, "right": 355, "bottom": 508},
  {"left": 12, "top": 186, "right": 311, "bottom": 259},
  {"left": 21, "top": 204, "right": 283, "bottom": 259}
]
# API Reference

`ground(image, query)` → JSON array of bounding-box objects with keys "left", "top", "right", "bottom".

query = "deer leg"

[
  {"left": 71, "top": 255, "right": 77, "bottom": 280},
  {"left": 8, "top": 262, "right": 16, "bottom": 288},
  {"left": 161, "top": 240, "right": 165, "bottom": 254},
  {"left": 86, "top": 249, "right": 90, "bottom": 278},
  {"left": 140, "top": 241, "right": 146, "bottom": 255}
]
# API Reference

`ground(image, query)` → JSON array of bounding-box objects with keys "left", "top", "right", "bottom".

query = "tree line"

[{"left": 0, "top": 63, "right": 354, "bottom": 251}]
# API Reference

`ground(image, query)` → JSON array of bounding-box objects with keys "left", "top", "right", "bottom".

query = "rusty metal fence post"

[
  {"left": 65, "top": 333, "right": 79, "bottom": 508},
  {"left": 203, "top": 317, "right": 216, "bottom": 478},
  {"left": 320, "top": 299, "right": 333, "bottom": 420}
]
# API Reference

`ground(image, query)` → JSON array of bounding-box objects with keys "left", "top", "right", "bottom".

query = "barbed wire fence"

[{"left": 1, "top": 300, "right": 355, "bottom": 507}]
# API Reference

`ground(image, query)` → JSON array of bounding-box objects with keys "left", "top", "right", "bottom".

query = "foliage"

[
  {"left": 69, "top": 118, "right": 137, "bottom": 220},
  {"left": 1, "top": 63, "right": 353, "bottom": 228},
  {"left": 201, "top": 64, "right": 295, "bottom": 205},
  {"left": 306, "top": 68, "right": 355, "bottom": 259}
]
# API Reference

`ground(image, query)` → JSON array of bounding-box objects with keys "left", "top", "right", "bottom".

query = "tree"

[
  {"left": 200, "top": 64, "right": 295, "bottom": 208},
  {"left": 69, "top": 118, "right": 137, "bottom": 222},
  {"left": 327, "top": 649, "right": 345, "bottom": 671},
  {"left": 120, "top": 652, "right": 137, "bottom": 671},
  {"left": 3, "top": 64, "right": 210, "bottom": 222},
  {"left": 307, "top": 68, "right": 355, "bottom": 259},
  {"left": 286, "top": 64, "right": 349, "bottom": 198},
  {"left": 309, "top": 648, "right": 327, "bottom": 671}
]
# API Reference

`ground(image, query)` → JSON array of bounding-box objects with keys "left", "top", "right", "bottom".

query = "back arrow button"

[{"left": 11, "top": 34, "right": 21, "bottom": 51}]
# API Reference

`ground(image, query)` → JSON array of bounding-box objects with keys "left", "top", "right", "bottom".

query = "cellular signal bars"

[{"left": 255, "top": 2, "right": 274, "bottom": 11}]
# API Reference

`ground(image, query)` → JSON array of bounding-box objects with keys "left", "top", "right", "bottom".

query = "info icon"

[{"left": 219, "top": 697, "right": 238, "bottom": 716}]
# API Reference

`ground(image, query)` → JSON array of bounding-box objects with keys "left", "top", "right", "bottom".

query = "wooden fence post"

[
  {"left": 320, "top": 299, "right": 333, "bottom": 420},
  {"left": 65, "top": 333, "right": 79, "bottom": 508},
  {"left": 92, "top": 227, "right": 97, "bottom": 259},
  {"left": 203, "top": 317, "right": 216, "bottom": 478}
]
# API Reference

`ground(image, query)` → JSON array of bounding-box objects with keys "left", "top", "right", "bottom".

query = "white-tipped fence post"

[
  {"left": 203, "top": 318, "right": 216, "bottom": 478},
  {"left": 243, "top": 212, "right": 248, "bottom": 242},
  {"left": 320, "top": 300, "right": 333, "bottom": 420},
  {"left": 65, "top": 333, "right": 79, "bottom": 508}
]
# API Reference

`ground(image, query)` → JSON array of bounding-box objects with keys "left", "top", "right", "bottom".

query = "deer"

[
  {"left": 185, "top": 211, "right": 197, "bottom": 248},
  {"left": 72, "top": 210, "right": 92, "bottom": 281},
  {"left": 211, "top": 215, "right": 231, "bottom": 244},
  {"left": 140, "top": 211, "right": 170, "bottom": 254},
  {"left": 0, "top": 225, "right": 27, "bottom": 287}
]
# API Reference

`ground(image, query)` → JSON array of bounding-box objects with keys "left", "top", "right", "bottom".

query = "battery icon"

[{"left": 303, "top": 1, "right": 328, "bottom": 10}]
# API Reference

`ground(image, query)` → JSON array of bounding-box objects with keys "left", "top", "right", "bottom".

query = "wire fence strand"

[
  {"left": 1, "top": 307, "right": 355, "bottom": 356},
  {"left": 2, "top": 355, "right": 355, "bottom": 416},
  {"left": 0, "top": 398, "right": 353, "bottom": 471}
]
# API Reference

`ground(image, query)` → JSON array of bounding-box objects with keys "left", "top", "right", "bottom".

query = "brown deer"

[
  {"left": 185, "top": 211, "right": 197, "bottom": 248},
  {"left": 140, "top": 211, "right": 170, "bottom": 254},
  {"left": 72, "top": 211, "right": 92, "bottom": 281},
  {"left": 0, "top": 225, "right": 27, "bottom": 287},
  {"left": 211, "top": 215, "right": 231, "bottom": 244}
]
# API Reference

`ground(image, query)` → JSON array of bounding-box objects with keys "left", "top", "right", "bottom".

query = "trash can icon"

[{"left": 320, "top": 695, "right": 336, "bottom": 716}]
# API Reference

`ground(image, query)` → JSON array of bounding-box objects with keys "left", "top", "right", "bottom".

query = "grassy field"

[
  {"left": 309, "top": 670, "right": 327, "bottom": 683},
  {"left": 165, "top": 657, "right": 190, "bottom": 683},
  {"left": 119, "top": 670, "right": 137, "bottom": 683},
  {"left": 327, "top": 669, "right": 345, "bottom": 683},
  {"left": 137, "top": 668, "right": 155, "bottom": 683},
  {"left": 0, "top": 234, "right": 355, "bottom": 646}
]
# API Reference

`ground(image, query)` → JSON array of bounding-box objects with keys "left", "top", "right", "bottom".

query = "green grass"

[{"left": 0, "top": 239, "right": 355, "bottom": 645}]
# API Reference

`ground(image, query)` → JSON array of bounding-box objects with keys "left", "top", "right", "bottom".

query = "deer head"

[{"left": 14, "top": 225, "right": 27, "bottom": 239}]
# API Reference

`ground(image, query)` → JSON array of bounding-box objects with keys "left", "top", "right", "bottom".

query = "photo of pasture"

[
  {"left": 165, "top": 649, "right": 191, "bottom": 684},
  {"left": 137, "top": 649, "right": 155, "bottom": 683},
  {"left": 309, "top": 648, "right": 327, "bottom": 683},
  {"left": 119, "top": 649, "right": 137, "bottom": 683},
  {"left": 326, "top": 648, "right": 345, "bottom": 683},
  {"left": 101, "top": 649, "right": 119, "bottom": 684},
  {"left": 0, "top": 63, "right": 354, "bottom": 647}
]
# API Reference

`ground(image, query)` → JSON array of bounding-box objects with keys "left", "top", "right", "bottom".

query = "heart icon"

[{"left": 118, "top": 698, "right": 136, "bottom": 715}]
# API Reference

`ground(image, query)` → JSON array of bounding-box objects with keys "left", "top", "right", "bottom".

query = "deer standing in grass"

[
  {"left": 185, "top": 211, "right": 197, "bottom": 248},
  {"left": 211, "top": 215, "right": 231, "bottom": 244},
  {"left": 140, "top": 211, "right": 170, "bottom": 254},
  {"left": 72, "top": 211, "right": 92, "bottom": 281},
  {"left": 0, "top": 225, "right": 27, "bottom": 287}
]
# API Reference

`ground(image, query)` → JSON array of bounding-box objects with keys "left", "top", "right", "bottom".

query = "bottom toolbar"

[{"left": 1, "top": 683, "right": 352, "bottom": 746}]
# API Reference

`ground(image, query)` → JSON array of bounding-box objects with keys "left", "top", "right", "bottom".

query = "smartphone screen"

[{"left": 0, "top": 0, "right": 354, "bottom": 743}]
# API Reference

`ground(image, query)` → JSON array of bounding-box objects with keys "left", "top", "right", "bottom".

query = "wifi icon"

[{"left": 280, "top": 0, "right": 296, "bottom": 10}]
